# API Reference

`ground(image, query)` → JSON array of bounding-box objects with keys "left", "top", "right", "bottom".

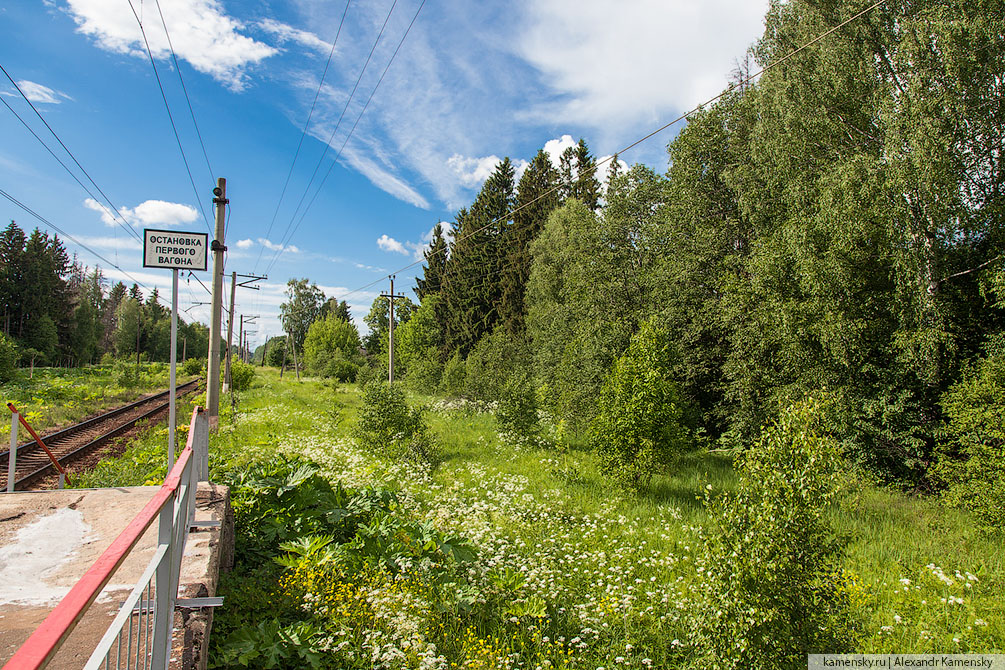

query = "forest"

[
  {"left": 266, "top": 0, "right": 1003, "bottom": 530},
  {"left": 8, "top": 0, "right": 1001, "bottom": 665},
  {"left": 0, "top": 220, "right": 210, "bottom": 378}
]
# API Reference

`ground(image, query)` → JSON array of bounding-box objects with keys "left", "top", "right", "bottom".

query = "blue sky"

[{"left": 0, "top": 0, "right": 767, "bottom": 347}]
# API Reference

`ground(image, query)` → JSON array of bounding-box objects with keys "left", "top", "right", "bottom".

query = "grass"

[
  {"left": 0, "top": 361, "right": 193, "bottom": 441},
  {"left": 58, "top": 367, "right": 1005, "bottom": 666}
]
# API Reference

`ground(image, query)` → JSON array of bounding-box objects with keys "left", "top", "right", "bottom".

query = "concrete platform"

[{"left": 0, "top": 484, "right": 233, "bottom": 669}]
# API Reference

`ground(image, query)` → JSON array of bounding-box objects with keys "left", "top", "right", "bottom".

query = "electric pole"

[
  {"left": 207, "top": 178, "right": 227, "bottom": 429},
  {"left": 224, "top": 275, "right": 265, "bottom": 393},
  {"left": 380, "top": 275, "right": 406, "bottom": 385},
  {"left": 223, "top": 272, "right": 237, "bottom": 393}
]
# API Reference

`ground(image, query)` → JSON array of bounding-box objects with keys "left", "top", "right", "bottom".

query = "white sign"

[{"left": 143, "top": 229, "right": 208, "bottom": 271}]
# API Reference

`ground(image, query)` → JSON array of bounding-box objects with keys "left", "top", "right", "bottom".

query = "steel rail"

[
  {"left": 1, "top": 408, "right": 202, "bottom": 670},
  {"left": 2, "top": 379, "right": 201, "bottom": 490}
]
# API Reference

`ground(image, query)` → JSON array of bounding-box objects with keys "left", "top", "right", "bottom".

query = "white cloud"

[
  {"left": 447, "top": 154, "right": 499, "bottom": 187},
  {"left": 15, "top": 80, "right": 72, "bottom": 104},
  {"left": 338, "top": 145, "right": 431, "bottom": 209},
  {"left": 84, "top": 198, "right": 198, "bottom": 228},
  {"left": 236, "top": 238, "right": 255, "bottom": 249},
  {"left": 377, "top": 234, "right": 408, "bottom": 255},
  {"left": 518, "top": 0, "right": 767, "bottom": 130},
  {"left": 256, "top": 18, "right": 330, "bottom": 56},
  {"left": 543, "top": 135, "right": 577, "bottom": 169},
  {"left": 258, "top": 238, "right": 299, "bottom": 253},
  {"left": 66, "top": 0, "right": 277, "bottom": 91}
]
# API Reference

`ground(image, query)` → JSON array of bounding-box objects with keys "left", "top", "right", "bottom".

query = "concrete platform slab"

[{"left": 0, "top": 484, "right": 232, "bottom": 670}]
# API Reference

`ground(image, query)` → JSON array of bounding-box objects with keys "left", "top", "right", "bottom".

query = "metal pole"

[
  {"left": 168, "top": 268, "right": 178, "bottom": 469},
  {"left": 7, "top": 410, "right": 18, "bottom": 493},
  {"left": 223, "top": 272, "right": 236, "bottom": 394},
  {"left": 207, "top": 178, "right": 227, "bottom": 430}
]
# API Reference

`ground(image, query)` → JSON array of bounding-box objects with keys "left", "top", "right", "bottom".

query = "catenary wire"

[
  {"left": 254, "top": 0, "right": 353, "bottom": 273},
  {"left": 265, "top": 0, "right": 425, "bottom": 275},
  {"left": 0, "top": 187, "right": 171, "bottom": 307},
  {"left": 126, "top": 0, "right": 213, "bottom": 234},
  {"left": 267, "top": 0, "right": 402, "bottom": 266},
  {"left": 0, "top": 64, "right": 142, "bottom": 241},
  {"left": 152, "top": 0, "right": 215, "bottom": 180},
  {"left": 330, "top": 0, "right": 888, "bottom": 303}
]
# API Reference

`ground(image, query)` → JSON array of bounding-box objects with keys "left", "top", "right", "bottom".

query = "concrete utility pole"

[
  {"left": 223, "top": 272, "right": 237, "bottom": 393},
  {"left": 207, "top": 178, "right": 228, "bottom": 429},
  {"left": 380, "top": 275, "right": 406, "bottom": 385}
]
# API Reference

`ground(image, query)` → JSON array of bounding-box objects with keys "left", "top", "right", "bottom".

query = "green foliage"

[
  {"left": 280, "top": 278, "right": 326, "bottom": 351},
  {"left": 691, "top": 396, "right": 852, "bottom": 668},
  {"left": 231, "top": 359, "right": 256, "bottom": 392},
  {"left": 438, "top": 351, "right": 466, "bottom": 397},
  {"left": 223, "top": 455, "right": 365, "bottom": 563},
  {"left": 211, "top": 621, "right": 325, "bottom": 669},
  {"left": 302, "top": 312, "right": 361, "bottom": 380},
  {"left": 362, "top": 295, "right": 415, "bottom": 354},
  {"left": 181, "top": 356, "right": 205, "bottom": 376},
  {"left": 590, "top": 320, "right": 694, "bottom": 489},
  {"left": 463, "top": 328, "right": 531, "bottom": 403},
  {"left": 355, "top": 382, "right": 438, "bottom": 465},
  {"left": 0, "top": 332, "right": 17, "bottom": 382},
  {"left": 495, "top": 372, "right": 541, "bottom": 446},
  {"left": 934, "top": 349, "right": 1005, "bottom": 532},
  {"left": 395, "top": 294, "right": 443, "bottom": 391}
]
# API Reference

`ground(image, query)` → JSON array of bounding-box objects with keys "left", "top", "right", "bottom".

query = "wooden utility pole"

[
  {"left": 380, "top": 275, "right": 406, "bottom": 385},
  {"left": 207, "top": 178, "right": 227, "bottom": 429},
  {"left": 238, "top": 314, "right": 244, "bottom": 370}
]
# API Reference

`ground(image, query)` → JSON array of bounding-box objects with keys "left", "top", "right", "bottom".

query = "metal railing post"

[
  {"left": 194, "top": 409, "right": 209, "bottom": 482},
  {"left": 7, "top": 410, "right": 17, "bottom": 493},
  {"left": 150, "top": 503, "right": 175, "bottom": 670}
]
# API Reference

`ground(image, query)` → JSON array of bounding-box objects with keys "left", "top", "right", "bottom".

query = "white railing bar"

[
  {"left": 84, "top": 544, "right": 168, "bottom": 670},
  {"left": 7, "top": 409, "right": 18, "bottom": 493}
]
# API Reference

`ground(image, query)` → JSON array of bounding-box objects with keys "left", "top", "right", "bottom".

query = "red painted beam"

[{"left": 3, "top": 407, "right": 203, "bottom": 670}]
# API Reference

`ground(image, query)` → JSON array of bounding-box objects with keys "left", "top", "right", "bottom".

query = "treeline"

[
  {"left": 378, "top": 0, "right": 1002, "bottom": 504},
  {"left": 0, "top": 220, "right": 209, "bottom": 380}
]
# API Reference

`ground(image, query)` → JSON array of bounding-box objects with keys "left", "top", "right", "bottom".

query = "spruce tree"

[
  {"left": 499, "top": 149, "right": 561, "bottom": 335},
  {"left": 415, "top": 223, "right": 449, "bottom": 301},
  {"left": 442, "top": 159, "right": 515, "bottom": 355}
]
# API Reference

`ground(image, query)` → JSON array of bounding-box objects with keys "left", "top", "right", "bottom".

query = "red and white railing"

[{"left": 3, "top": 406, "right": 211, "bottom": 670}]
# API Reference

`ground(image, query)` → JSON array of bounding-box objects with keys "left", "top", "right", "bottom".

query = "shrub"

[
  {"left": 181, "top": 357, "right": 205, "bottom": 376},
  {"left": 355, "top": 382, "right": 438, "bottom": 465},
  {"left": 933, "top": 347, "right": 1005, "bottom": 532},
  {"left": 463, "top": 329, "right": 531, "bottom": 403},
  {"left": 496, "top": 372, "right": 542, "bottom": 446},
  {"left": 438, "top": 351, "right": 466, "bottom": 397},
  {"left": 354, "top": 362, "right": 381, "bottom": 389},
  {"left": 0, "top": 332, "right": 17, "bottom": 383},
  {"left": 589, "top": 320, "right": 694, "bottom": 489},
  {"left": 302, "top": 313, "right": 362, "bottom": 379},
  {"left": 230, "top": 360, "right": 255, "bottom": 391},
  {"left": 690, "top": 395, "right": 853, "bottom": 667}
]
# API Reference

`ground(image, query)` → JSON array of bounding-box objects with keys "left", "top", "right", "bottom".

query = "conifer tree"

[
  {"left": 499, "top": 149, "right": 561, "bottom": 335},
  {"left": 442, "top": 159, "right": 516, "bottom": 354},
  {"left": 415, "top": 223, "right": 449, "bottom": 301}
]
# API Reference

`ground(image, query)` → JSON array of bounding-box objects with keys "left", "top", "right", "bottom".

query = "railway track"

[{"left": 1, "top": 379, "right": 202, "bottom": 490}]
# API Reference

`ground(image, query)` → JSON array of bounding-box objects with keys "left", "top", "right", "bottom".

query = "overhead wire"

[
  {"left": 254, "top": 0, "right": 353, "bottom": 273},
  {"left": 0, "top": 64, "right": 142, "bottom": 242},
  {"left": 265, "top": 0, "right": 426, "bottom": 275},
  {"left": 0, "top": 187, "right": 170, "bottom": 307},
  {"left": 125, "top": 0, "right": 213, "bottom": 234},
  {"left": 330, "top": 0, "right": 888, "bottom": 304},
  {"left": 265, "top": 0, "right": 403, "bottom": 271},
  {"left": 152, "top": 0, "right": 215, "bottom": 180}
]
